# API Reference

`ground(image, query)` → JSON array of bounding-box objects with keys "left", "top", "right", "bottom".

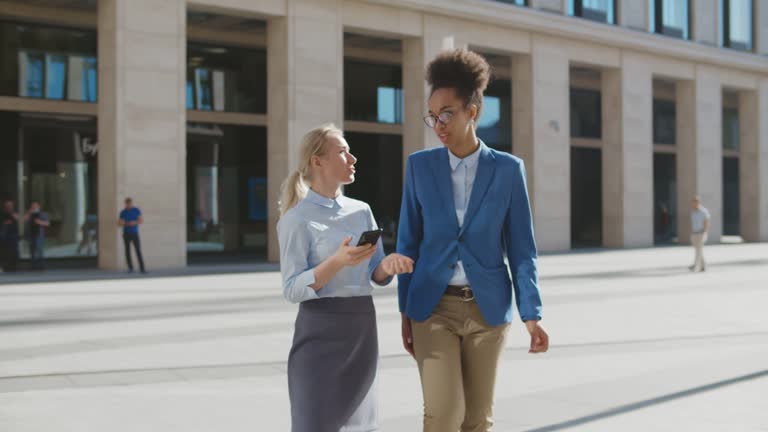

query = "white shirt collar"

[
  {"left": 448, "top": 142, "right": 482, "bottom": 172},
  {"left": 305, "top": 189, "right": 344, "bottom": 209}
]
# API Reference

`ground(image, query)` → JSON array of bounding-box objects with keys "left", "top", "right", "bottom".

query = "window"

[
  {"left": 343, "top": 133, "right": 403, "bottom": 254},
  {"left": 0, "top": 112, "right": 100, "bottom": 259},
  {"left": 492, "top": 0, "right": 528, "bottom": 5},
  {"left": 570, "top": 88, "right": 602, "bottom": 139},
  {"left": 0, "top": 21, "right": 97, "bottom": 102},
  {"left": 569, "top": 0, "right": 616, "bottom": 24},
  {"left": 653, "top": 153, "right": 677, "bottom": 244},
  {"left": 722, "top": 107, "right": 740, "bottom": 150},
  {"left": 187, "top": 124, "right": 267, "bottom": 258},
  {"left": 653, "top": 99, "right": 676, "bottom": 144},
  {"left": 344, "top": 60, "right": 403, "bottom": 124},
  {"left": 651, "top": 0, "right": 690, "bottom": 39},
  {"left": 187, "top": 43, "right": 267, "bottom": 113},
  {"left": 721, "top": 0, "right": 753, "bottom": 51},
  {"left": 477, "top": 78, "right": 512, "bottom": 152}
]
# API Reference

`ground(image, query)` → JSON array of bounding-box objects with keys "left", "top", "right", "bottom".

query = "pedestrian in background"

[
  {"left": 24, "top": 201, "right": 49, "bottom": 271},
  {"left": 689, "top": 196, "right": 710, "bottom": 272},
  {"left": 118, "top": 198, "right": 146, "bottom": 274},
  {"left": 1, "top": 200, "right": 20, "bottom": 273}
]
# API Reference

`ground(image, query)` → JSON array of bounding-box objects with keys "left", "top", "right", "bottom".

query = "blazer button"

[{"left": 449, "top": 263, "right": 456, "bottom": 269}]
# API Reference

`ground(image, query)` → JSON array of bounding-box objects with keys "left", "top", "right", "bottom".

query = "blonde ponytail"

[
  {"left": 279, "top": 170, "right": 308, "bottom": 216},
  {"left": 278, "top": 124, "right": 343, "bottom": 216}
]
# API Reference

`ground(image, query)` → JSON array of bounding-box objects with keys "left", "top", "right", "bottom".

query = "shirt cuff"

[
  {"left": 293, "top": 269, "right": 320, "bottom": 302},
  {"left": 369, "top": 257, "right": 393, "bottom": 287}
]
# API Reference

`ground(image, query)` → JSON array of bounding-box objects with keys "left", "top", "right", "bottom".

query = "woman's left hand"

[
  {"left": 525, "top": 321, "right": 549, "bottom": 354},
  {"left": 380, "top": 253, "right": 414, "bottom": 276}
]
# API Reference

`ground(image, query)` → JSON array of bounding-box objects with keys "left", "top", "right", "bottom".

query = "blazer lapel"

[
  {"left": 431, "top": 148, "right": 460, "bottom": 231},
  {"left": 460, "top": 144, "right": 496, "bottom": 235}
]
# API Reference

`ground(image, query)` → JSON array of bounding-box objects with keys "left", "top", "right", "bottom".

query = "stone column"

[
  {"left": 618, "top": 0, "right": 648, "bottom": 31},
  {"left": 739, "top": 80, "right": 768, "bottom": 241},
  {"left": 530, "top": 0, "right": 566, "bottom": 14},
  {"left": 602, "top": 55, "right": 653, "bottom": 248},
  {"left": 513, "top": 36, "right": 570, "bottom": 252},
  {"left": 691, "top": 0, "right": 719, "bottom": 46},
  {"left": 756, "top": 0, "right": 768, "bottom": 55},
  {"left": 677, "top": 68, "right": 722, "bottom": 244},
  {"left": 98, "top": 0, "right": 187, "bottom": 270},
  {"left": 267, "top": 0, "right": 344, "bottom": 262}
]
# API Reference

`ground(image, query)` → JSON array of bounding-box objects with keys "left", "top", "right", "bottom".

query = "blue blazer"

[{"left": 396, "top": 142, "right": 542, "bottom": 327}]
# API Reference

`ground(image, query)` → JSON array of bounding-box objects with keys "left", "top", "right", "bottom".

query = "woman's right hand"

[
  {"left": 332, "top": 236, "right": 377, "bottom": 267},
  {"left": 401, "top": 313, "right": 414, "bottom": 358}
]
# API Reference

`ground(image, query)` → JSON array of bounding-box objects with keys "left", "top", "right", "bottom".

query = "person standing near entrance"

[
  {"left": 118, "top": 198, "right": 146, "bottom": 274},
  {"left": 689, "top": 196, "right": 710, "bottom": 272},
  {"left": 24, "top": 201, "right": 49, "bottom": 270},
  {"left": 1, "top": 200, "right": 20, "bottom": 272},
  {"left": 397, "top": 49, "right": 548, "bottom": 431}
]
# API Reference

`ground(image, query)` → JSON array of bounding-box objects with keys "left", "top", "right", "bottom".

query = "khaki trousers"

[
  {"left": 691, "top": 232, "right": 707, "bottom": 270},
  {"left": 411, "top": 295, "right": 510, "bottom": 432}
]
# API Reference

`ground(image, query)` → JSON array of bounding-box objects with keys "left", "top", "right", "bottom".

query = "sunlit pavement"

[{"left": 1, "top": 243, "right": 766, "bottom": 431}]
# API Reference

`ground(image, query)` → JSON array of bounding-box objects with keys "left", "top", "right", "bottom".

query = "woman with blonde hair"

[{"left": 278, "top": 124, "right": 414, "bottom": 432}]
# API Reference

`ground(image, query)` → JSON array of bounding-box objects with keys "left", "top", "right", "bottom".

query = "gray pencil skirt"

[{"left": 288, "top": 295, "right": 379, "bottom": 432}]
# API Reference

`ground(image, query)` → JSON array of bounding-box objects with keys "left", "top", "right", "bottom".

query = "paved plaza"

[{"left": 0, "top": 243, "right": 766, "bottom": 431}]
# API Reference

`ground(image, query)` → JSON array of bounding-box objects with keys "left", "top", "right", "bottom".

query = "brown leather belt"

[{"left": 445, "top": 285, "right": 475, "bottom": 302}]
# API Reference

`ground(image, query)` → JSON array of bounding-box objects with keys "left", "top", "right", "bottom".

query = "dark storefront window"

[
  {"left": 0, "top": 111, "right": 98, "bottom": 260},
  {"left": 0, "top": 21, "right": 97, "bottom": 102},
  {"left": 477, "top": 78, "right": 512, "bottom": 153},
  {"left": 653, "top": 99, "right": 676, "bottom": 145},
  {"left": 344, "top": 60, "right": 403, "bottom": 124},
  {"left": 343, "top": 132, "right": 403, "bottom": 253},
  {"left": 187, "top": 43, "right": 266, "bottom": 113},
  {"left": 653, "top": 153, "right": 677, "bottom": 244},
  {"left": 651, "top": 0, "right": 690, "bottom": 39},
  {"left": 571, "top": 147, "right": 603, "bottom": 248},
  {"left": 723, "top": 157, "right": 740, "bottom": 236},
  {"left": 722, "top": 107, "right": 740, "bottom": 150},
  {"left": 186, "top": 123, "right": 267, "bottom": 259},
  {"left": 569, "top": 0, "right": 616, "bottom": 24},
  {"left": 571, "top": 88, "right": 602, "bottom": 139}
]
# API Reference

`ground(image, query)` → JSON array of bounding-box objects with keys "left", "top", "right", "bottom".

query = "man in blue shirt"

[{"left": 118, "top": 198, "right": 146, "bottom": 273}]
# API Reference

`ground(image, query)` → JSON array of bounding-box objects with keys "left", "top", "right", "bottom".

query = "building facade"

[{"left": 0, "top": 0, "right": 766, "bottom": 269}]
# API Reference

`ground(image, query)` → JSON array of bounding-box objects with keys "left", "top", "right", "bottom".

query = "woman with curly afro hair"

[{"left": 396, "top": 48, "right": 549, "bottom": 431}]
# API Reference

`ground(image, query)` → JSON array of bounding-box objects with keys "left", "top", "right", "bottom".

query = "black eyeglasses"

[{"left": 423, "top": 111, "right": 453, "bottom": 128}]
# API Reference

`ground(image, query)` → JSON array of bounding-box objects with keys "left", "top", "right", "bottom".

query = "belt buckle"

[{"left": 460, "top": 286, "right": 475, "bottom": 302}]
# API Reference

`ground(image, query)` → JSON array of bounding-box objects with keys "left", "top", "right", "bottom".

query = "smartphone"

[{"left": 356, "top": 229, "right": 383, "bottom": 247}]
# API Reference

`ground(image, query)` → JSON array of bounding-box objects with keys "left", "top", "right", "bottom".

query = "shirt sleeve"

[
  {"left": 277, "top": 214, "right": 320, "bottom": 304},
  {"left": 367, "top": 206, "right": 392, "bottom": 287}
]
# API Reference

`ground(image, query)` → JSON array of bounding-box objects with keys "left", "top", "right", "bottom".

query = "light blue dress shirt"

[
  {"left": 447, "top": 144, "right": 481, "bottom": 286},
  {"left": 277, "top": 189, "right": 392, "bottom": 303},
  {"left": 691, "top": 206, "right": 710, "bottom": 233}
]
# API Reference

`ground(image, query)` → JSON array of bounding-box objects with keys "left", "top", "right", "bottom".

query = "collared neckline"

[
  {"left": 448, "top": 141, "right": 483, "bottom": 172},
  {"left": 305, "top": 188, "right": 344, "bottom": 209}
]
